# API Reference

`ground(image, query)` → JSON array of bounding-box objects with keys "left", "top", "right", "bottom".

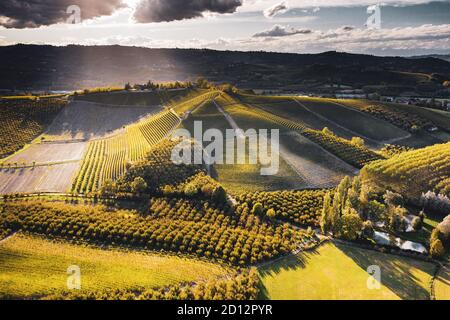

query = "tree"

[
  {"left": 337, "top": 206, "right": 363, "bottom": 241},
  {"left": 131, "top": 177, "right": 147, "bottom": 195},
  {"left": 251, "top": 203, "right": 263, "bottom": 216},
  {"left": 212, "top": 186, "right": 227, "bottom": 204},
  {"left": 412, "top": 216, "right": 423, "bottom": 231},
  {"left": 322, "top": 127, "right": 335, "bottom": 136},
  {"left": 320, "top": 192, "right": 332, "bottom": 233},
  {"left": 366, "top": 200, "right": 386, "bottom": 221},
  {"left": 266, "top": 208, "right": 277, "bottom": 219},
  {"left": 430, "top": 239, "right": 445, "bottom": 259},
  {"left": 351, "top": 137, "right": 365, "bottom": 147},
  {"left": 124, "top": 83, "right": 132, "bottom": 90},
  {"left": 101, "top": 179, "right": 117, "bottom": 196},
  {"left": 388, "top": 206, "right": 408, "bottom": 232},
  {"left": 184, "top": 183, "right": 199, "bottom": 197},
  {"left": 361, "top": 220, "right": 375, "bottom": 239},
  {"left": 383, "top": 191, "right": 404, "bottom": 207}
]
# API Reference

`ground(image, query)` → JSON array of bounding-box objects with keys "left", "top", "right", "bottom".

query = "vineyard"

[
  {"left": 171, "top": 90, "right": 221, "bottom": 114},
  {"left": 72, "top": 110, "right": 181, "bottom": 194},
  {"left": 339, "top": 99, "right": 435, "bottom": 132},
  {"left": 0, "top": 98, "right": 66, "bottom": 158},
  {"left": 361, "top": 142, "right": 450, "bottom": 198},
  {"left": 222, "top": 93, "right": 383, "bottom": 168}
]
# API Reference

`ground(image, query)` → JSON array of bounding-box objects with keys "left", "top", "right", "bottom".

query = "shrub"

[
  {"left": 266, "top": 209, "right": 277, "bottom": 219},
  {"left": 251, "top": 203, "right": 263, "bottom": 216},
  {"left": 383, "top": 191, "right": 404, "bottom": 207},
  {"left": 430, "top": 239, "right": 445, "bottom": 259},
  {"left": 412, "top": 217, "right": 423, "bottom": 231},
  {"left": 361, "top": 221, "right": 375, "bottom": 239}
]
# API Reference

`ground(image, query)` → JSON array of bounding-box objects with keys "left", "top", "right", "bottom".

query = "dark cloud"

[
  {"left": 264, "top": 1, "right": 289, "bottom": 18},
  {"left": 0, "top": 0, "right": 125, "bottom": 29},
  {"left": 253, "top": 25, "right": 312, "bottom": 38},
  {"left": 133, "top": 0, "right": 243, "bottom": 23},
  {"left": 341, "top": 26, "right": 355, "bottom": 31}
]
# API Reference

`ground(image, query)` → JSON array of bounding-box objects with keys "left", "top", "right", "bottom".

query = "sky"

[{"left": 0, "top": 0, "right": 449, "bottom": 56}]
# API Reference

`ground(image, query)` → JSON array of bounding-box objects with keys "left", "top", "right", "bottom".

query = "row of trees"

[
  {"left": 236, "top": 190, "right": 326, "bottom": 227},
  {"left": 42, "top": 269, "right": 260, "bottom": 300},
  {"left": 0, "top": 200, "right": 307, "bottom": 266},
  {"left": 124, "top": 78, "right": 215, "bottom": 92}
]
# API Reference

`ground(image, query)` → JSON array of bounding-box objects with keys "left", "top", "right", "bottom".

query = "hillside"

[
  {"left": 361, "top": 142, "right": 450, "bottom": 198},
  {"left": 0, "top": 45, "right": 449, "bottom": 96}
]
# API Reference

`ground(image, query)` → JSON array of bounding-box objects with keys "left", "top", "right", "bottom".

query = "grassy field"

[
  {"left": 259, "top": 242, "right": 436, "bottom": 300},
  {"left": 0, "top": 234, "right": 229, "bottom": 298},
  {"left": 435, "top": 266, "right": 450, "bottom": 300}
]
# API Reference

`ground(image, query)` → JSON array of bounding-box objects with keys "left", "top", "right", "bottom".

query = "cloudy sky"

[{"left": 0, "top": 0, "right": 449, "bottom": 56}]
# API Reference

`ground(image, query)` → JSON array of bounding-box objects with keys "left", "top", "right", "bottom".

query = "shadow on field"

[
  {"left": 335, "top": 243, "right": 433, "bottom": 300},
  {"left": 257, "top": 249, "right": 320, "bottom": 300}
]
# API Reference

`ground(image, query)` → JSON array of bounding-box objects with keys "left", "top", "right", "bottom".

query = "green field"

[
  {"left": 259, "top": 242, "right": 436, "bottom": 300},
  {"left": 435, "top": 266, "right": 450, "bottom": 300},
  {"left": 0, "top": 234, "right": 229, "bottom": 298}
]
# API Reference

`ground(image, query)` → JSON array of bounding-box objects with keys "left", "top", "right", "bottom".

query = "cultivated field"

[
  {"left": 72, "top": 110, "right": 181, "bottom": 193},
  {"left": 182, "top": 99, "right": 309, "bottom": 193},
  {"left": 215, "top": 98, "right": 360, "bottom": 188},
  {"left": 259, "top": 242, "right": 436, "bottom": 300},
  {"left": 279, "top": 132, "right": 358, "bottom": 188},
  {"left": 0, "top": 163, "right": 80, "bottom": 194},
  {"left": 2, "top": 142, "right": 87, "bottom": 165},
  {"left": 297, "top": 98, "right": 409, "bottom": 143},
  {"left": 0, "top": 234, "right": 229, "bottom": 299},
  {"left": 43, "top": 101, "right": 162, "bottom": 141},
  {"left": 75, "top": 89, "right": 192, "bottom": 106},
  {"left": 0, "top": 98, "right": 66, "bottom": 158}
]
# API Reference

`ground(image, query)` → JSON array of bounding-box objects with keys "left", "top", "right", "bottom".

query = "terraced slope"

[
  {"left": 361, "top": 142, "right": 450, "bottom": 198},
  {"left": 72, "top": 110, "right": 181, "bottom": 194},
  {"left": 0, "top": 98, "right": 66, "bottom": 158},
  {"left": 227, "top": 94, "right": 382, "bottom": 168}
]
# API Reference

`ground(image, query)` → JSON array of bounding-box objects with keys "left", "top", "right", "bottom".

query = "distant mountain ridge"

[
  {"left": 0, "top": 44, "right": 449, "bottom": 94},
  {"left": 410, "top": 54, "right": 450, "bottom": 62}
]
